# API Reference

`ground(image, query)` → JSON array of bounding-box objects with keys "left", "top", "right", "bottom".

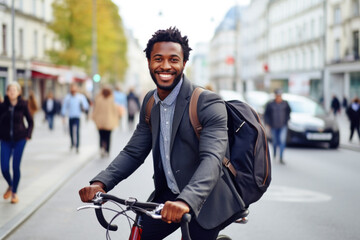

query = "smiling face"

[{"left": 148, "top": 41, "right": 186, "bottom": 97}]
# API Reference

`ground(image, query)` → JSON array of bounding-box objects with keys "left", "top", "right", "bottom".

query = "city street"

[{"left": 2, "top": 113, "right": 360, "bottom": 240}]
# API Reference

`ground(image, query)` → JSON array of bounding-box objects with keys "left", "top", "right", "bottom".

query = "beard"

[{"left": 150, "top": 70, "right": 183, "bottom": 91}]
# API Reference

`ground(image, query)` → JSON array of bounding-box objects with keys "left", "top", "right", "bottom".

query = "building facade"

[
  {"left": 208, "top": 5, "right": 243, "bottom": 93},
  {"left": 241, "top": 0, "right": 270, "bottom": 92},
  {"left": 324, "top": 0, "right": 360, "bottom": 109},
  {"left": 265, "top": 0, "right": 326, "bottom": 101},
  {"left": 0, "top": 0, "right": 87, "bottom": 102}
]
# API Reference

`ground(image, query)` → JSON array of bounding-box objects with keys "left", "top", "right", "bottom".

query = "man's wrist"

[{"left": 91, "top": 181, "right": 106, "bottom": 191}]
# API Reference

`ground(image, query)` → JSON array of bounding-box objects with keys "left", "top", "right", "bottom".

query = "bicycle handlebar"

[{"left": 79, "top": 192, "right": 192, "bottom": 240}]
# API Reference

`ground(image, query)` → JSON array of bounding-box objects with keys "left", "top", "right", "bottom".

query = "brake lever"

[
  {"left": 77, "top": 205, "right": 102, "bottom": 211},
  {"left": 145, "top": 203, "right": 164, "bottom": 219}
]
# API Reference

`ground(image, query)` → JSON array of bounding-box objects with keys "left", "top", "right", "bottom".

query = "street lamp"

[
  {"left": 92, "top": 0, "right": 98, "bottom": 99},
  {"left": 11, "top": 0, "right": 16, "bottom": 83}
]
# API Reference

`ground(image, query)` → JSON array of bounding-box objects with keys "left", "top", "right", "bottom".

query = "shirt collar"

[{"left": 154, "top": 78, "right": 183, "bottom": 105}]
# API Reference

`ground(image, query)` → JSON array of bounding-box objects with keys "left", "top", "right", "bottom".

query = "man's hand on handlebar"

[
  {"left": 79, "top": 182, "right": 106, "bottom": 203},
  {"left": 161, "top": 200, "right": 190, "bottom": 224}
]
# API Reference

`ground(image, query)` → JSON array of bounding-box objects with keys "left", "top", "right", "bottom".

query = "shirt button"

[{"left": 166, "top": 121, "right": 169, "bottom": 125}]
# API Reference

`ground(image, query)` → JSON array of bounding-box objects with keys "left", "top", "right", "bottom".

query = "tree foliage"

[{"left": 48, "top": 0, "right": 128, "bottom": 83}]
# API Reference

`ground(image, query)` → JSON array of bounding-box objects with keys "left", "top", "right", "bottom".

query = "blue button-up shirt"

[
  {"left": 153, "top": 79, "right": 183, "bottom": 194},
  {"left": 61, "top": 93, "right": 89, "bottom": 118}
]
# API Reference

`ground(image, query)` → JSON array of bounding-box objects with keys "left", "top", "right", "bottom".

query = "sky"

[{"left": 113, "top": 0, "right": 251, "bottom": 48}]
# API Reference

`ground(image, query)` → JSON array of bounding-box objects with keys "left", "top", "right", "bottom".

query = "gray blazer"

[{"left": 91, "top": 77, "right": 244, "bottom": 229}]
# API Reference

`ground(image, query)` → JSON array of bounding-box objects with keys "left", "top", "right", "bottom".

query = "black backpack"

[{"left": 146, "top": 87, "right": 271, "bottom": 208}]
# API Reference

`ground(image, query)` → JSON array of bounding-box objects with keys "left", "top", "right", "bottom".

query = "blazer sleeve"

[
  {"left": 177, "top": 90, "right": 228, "bottom": 217},
  {"left": 90, "top": 92, "right": 153, "bottom": 191}
]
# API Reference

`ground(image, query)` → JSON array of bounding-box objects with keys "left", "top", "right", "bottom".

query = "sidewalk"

[
  {"left": 0, "top": 113, "right": 99, "bottom": 239},
  {"left": 0, "top": 109, "right": 359, "bottom": 239}
]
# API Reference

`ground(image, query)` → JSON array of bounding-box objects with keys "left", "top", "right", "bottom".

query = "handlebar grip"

[
  {"left": 180, "top": 213, "right": 192, "bottom": 240},
  {"left": 94, "top": 203, "right": 118, "bottom": 231}
]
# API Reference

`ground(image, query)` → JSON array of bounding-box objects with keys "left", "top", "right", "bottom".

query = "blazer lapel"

[{"left": 170, "top": 77, "right": 193, "bottom": 152}]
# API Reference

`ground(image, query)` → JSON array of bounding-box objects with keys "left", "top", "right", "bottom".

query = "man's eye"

[
  {"left": 171, "top": 58, "right": 179, "bottom": 63},
  {"left": 154, "top": 58, "right": 162, "bottom": 62}
]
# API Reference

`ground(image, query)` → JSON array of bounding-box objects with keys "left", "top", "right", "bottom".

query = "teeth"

[{"left": 159, "top": 74, "right": 172, "bottom": 80}]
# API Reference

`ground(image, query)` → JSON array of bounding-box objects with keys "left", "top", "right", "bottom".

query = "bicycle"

[{"left": 77, "top": 192, "right": 249, "bottom": 240}]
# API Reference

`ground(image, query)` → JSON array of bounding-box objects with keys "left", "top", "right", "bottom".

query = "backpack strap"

[
  {"left": 189, "top": 87, "right": 204, "bottom": 138},
  {"left": 189, "top": 88, "right": 237, "bottom": 177},
  {"left": 145, "top": 95, "right": 155, "bottom": 129}
]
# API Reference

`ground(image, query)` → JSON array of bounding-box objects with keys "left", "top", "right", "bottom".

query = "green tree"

[{"left": 48, "top": 0, "right": 128, "bottom": 83}]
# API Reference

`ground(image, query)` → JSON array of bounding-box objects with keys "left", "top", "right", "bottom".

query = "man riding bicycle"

[{"left": 79, "top": 27, "right": 244, "bottom": 240}]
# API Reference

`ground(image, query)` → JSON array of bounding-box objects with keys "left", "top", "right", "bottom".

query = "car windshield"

[{"left": 287, "top": 98, "right": 326, "bottom": 115}]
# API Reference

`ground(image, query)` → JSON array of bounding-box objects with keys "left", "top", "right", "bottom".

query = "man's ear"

[{"left": 183, "top": 61, "right": 187, "bottom": 67}]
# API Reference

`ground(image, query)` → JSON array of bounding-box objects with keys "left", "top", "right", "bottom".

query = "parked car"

[
  {"left": 265, "top": 93, "right": 340, "bottom": 149},
  {"left": 244, "top": 91, "right": 270, "bottom": 117},
  {"left": 219, "top": 89, "right": 245, "bottom": 102}
]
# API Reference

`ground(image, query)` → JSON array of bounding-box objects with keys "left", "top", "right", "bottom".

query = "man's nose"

[{"left": 160, "top": 60, "right": 171, "bottom": 70}]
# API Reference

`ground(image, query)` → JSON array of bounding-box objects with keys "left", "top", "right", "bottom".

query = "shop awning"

[{"left": 31, "top": 61, "right": 88, "bottom": 83}]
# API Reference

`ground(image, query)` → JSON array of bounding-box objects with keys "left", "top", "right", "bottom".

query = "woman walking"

[
  {"left": 92, "top": 86, "right": 119, "bottom": 157},
  {"left": 0, "top": 82, "right": 34, "bottom": 204}
]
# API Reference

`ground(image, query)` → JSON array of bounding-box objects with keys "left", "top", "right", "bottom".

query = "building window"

[
  {"left": 2, "top": 24, "right": 6, "bottom": 55},
  {"left": 19, "top": 28, "right": 24, "bottom": 57},
  {"left": 32, "top": 0, "right": 37, "bottom": 16},
  {"left": 311, "top": 19, "right": 315, "bottom": 38},
  {"left": 43, "top": 34, "right": 47, "bottom": 53},
  {"left": 34, "top": 30, "right": 38, "bottom": 57},
  {"left": 354, "top": 31, "right": 359, "bottom": 59},
  {"left": 353, "top": 0, "right": 360, "bottom": 16},
  {"left": 334, "top": 39, "right": 340, "bottom": 61},
  {"left": 42, "top": 0, "right": 45, "bottom": 19},
  {"left": 334, "top": 6, "right": 341, "bottom": 24},
  {"left": 18, "top": 0, "right": 23, "bottom": 11}
]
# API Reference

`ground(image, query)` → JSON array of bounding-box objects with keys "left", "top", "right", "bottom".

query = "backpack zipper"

[{"left": 235, "top": 121, "right": 245, "bottom": 132}]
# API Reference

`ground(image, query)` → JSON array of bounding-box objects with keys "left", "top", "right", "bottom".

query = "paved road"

[
  {"left": 6, "top": 134, "right": 360, "bottom": 240},
  {"left": 0, "top": 110, "right": 359, "bottom": 239}
]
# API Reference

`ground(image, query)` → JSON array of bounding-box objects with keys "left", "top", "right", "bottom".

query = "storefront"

[{"left": 29, "top": 61, "right": 88, "bottom": 103}]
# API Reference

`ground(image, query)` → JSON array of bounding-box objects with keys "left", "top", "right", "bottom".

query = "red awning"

[
  {"left": 31, "top": 70, "right": 58, "bottom": 80},
  {"left": 30, "top": 61, "right": 88, "bottom": 83}
]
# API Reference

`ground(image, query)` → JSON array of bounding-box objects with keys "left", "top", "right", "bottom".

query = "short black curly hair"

[{"left": 144, "top": 27, "right": 192, "bottom": 62}]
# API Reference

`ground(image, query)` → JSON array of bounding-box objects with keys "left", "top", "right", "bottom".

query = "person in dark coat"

[
  {"left": 264, "top": 89, "right": 291, "bottom": 164},
  {"left": 346, "top": 97, "right": 360, "bottom": 142},
  {"left": 42, "top": 91, "right": 59, "bottom": 130},
  {"left": 126, "top": 88, "right": 141, "bottom": 130},
  {"left": 0, "top": 82, "right": 34, "bottom": 204},
  {"left": 331, "top": 95, "right": 341, "bottom": 116}
]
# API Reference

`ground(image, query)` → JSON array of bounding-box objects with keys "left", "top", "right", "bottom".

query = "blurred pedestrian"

[
  {"left": 113, "top": 84, "right": 127, "bottom": 130},
  {"left": 330, "top": 94, "right": 341, "bottom": 116},
  {"left": 61, "top": 83, "right": 89, "bottom": 153},
  {"left": 92, "top": 86, "right": 119, "bottom": 157},
  {"left": 342, "top": 96, "right": 348, "bottom": 109},
  {"left": 205, "top": 83, "right": 214, "bottom": 91},
  {"left": 346, "top": 97, "right": 360, "bottom": 142},
  {"left": 27, "top": 90, "right": 39, "bottom": 117},
  {"left": 264, "top": 89, "right": 291, "bottom": 164},
  {"left": 127, "top": 88, "right": 140, "bottom": 130},
  {"left": 0, "top": 82, "right": 34, "bottom": 204},
  {"left": 42, "top": 91, "right": 60, "bottom": 130},
  {"left": 81, "top": 91, "right": 92, "bottom": 121},
  {"left": 0, "top": 93, "right": 3, "bottom": 103}
]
